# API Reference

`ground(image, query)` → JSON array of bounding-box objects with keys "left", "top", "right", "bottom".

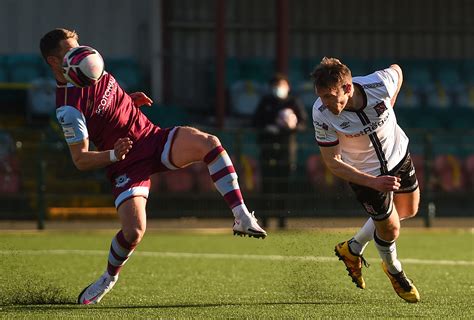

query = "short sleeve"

[
  {"left": 56, "top": 105, "right": 89, "bottom": 144},
  {"left": 377, "top": 68, "right": 399, "bottom": 99},
  {"left": 312, "top": 106, "right": 339, "bottom": 147}
]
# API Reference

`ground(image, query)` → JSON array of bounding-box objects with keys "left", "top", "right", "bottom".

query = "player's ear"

[
  {"left": 46, "top": 55, "right": 59, "bottom": 66},
  {"left": 343, "top": 83, "right": 352, "bottom": 94}
]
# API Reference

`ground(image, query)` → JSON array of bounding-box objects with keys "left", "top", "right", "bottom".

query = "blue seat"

[
  {"left": 340, "top": 58, "right": 369, "bottom": 77},
  {"left": 431, "top": 133, "right": 461, "bottom": 156},
  {"left": 370, "top": 58, "right": 394, "bottom": 72},
  {"left": 106, "top": 58, "right": 142, "bottom": 91},
  {"left": 229, "top": 80, "right": 264, "bottom": 117},
  {"left": 239, "top": 58, "right": 274, "bottom": 83},
  {"left": 141, "top": 104, "right": 190, "bottom": 128},
  {"left": 0, "top": 55, "right": 8, "bottom": 82},
  {"left": 289, "top": 58, "right": 307, "bottom": 84},
  {"left": 417, "top": 113, "right": 445, "bottom": 129},
  {"left": 462, "top": 60, "right": 474, "bottom": 83},
  {"left": 6, "top": 54, "right": 44, "bottom": 83},
  {"left": 435, "top": 64, "right": 462, "bottom": 88}
]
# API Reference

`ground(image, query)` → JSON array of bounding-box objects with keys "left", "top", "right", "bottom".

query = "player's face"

[
  {"left": 48, "top": 38, "right": 79, "bottom": 82},
  {"left": 316, "top": 84, "right": 350, "bottom": 115}
]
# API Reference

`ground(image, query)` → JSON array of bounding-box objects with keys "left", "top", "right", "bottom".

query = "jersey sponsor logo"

[
  {"left": 314, "top": 120, "right": 329, "bottom": 130},
  {"left": 316, "top": 131, "right": 327, "bottom": 140},
  {"left": 362, "top": 82, "right": 384, "bottom": 89},
  {"left": 314, "top": 122, "right": 329, "bottom": 140},
  {"left": 96, "top": 77, "right": 117, "bottom": 115},
  {"left": 374, "top": 101, "right": 388, "bottom": 116},
  {"left": 62, "top": 126, "right": 76, "bottom": 139},
  {"left": 340, "top": 121, "right": 350, "bottom": 129},
  {"left": 115, "top": 174, "right": 131, "bottom": 188},
  {"left": 344, "top": 113, "right": 390, "bottom": 138},
  {"left": 363, "top": 202, "right": 377, "bottom": 215}
]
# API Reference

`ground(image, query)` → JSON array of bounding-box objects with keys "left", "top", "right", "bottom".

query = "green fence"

[{"left": 0, "top": 123, "right": 473, "bottom": 226}]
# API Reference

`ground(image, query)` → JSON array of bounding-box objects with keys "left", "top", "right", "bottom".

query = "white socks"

[
  {"left": 348, "top": 218, "right": 375, "bottom": 255},
  {"left": 232, "top": 203, "right": 250, "bottom": 219},
  {"left": 374, "top": 231, "right": 403, "bottom": 274}
]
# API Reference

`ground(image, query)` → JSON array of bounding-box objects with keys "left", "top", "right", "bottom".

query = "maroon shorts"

[{"left": 107, "top": 126, "right": 180, "bottom": 208}]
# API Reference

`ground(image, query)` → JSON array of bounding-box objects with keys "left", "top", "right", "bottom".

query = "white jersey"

[{"left": 312, "top": 68, "right": 409, "bottom": 176}]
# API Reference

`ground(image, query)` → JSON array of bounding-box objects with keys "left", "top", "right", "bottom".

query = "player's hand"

[
  {"left": 371, "top": 175, "right": 401, "bottom": 192},
  {"left": 130, "top": 92, "right": 153, "bottom": 107},
  {"left": 113, "top": 137, "right": 133, "bottom": 161},
  {"left": 277, "top": 108, "right": 298, "bottom": 130}
]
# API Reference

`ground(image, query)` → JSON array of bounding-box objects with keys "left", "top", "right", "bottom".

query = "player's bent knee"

[
  {"left": 122, "top": 227, "right": 146, "bottom": 246},
  {"left": 376, "top": 219, "right": 400, "bottom": 242},
  {"left": 378, "top": 228, "right": 399, "bottom": 242}
]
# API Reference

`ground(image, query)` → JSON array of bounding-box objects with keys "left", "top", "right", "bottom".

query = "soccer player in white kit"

[{"left": 310, "top": 57, "right": 420, "bottom": 303}]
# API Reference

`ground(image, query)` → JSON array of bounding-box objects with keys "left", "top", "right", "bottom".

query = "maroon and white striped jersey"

[{"left": 55, "top": 72, "right": 162, "bottom": 178}]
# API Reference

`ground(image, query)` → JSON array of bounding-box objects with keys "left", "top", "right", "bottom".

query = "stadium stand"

[
  {"left": 106, "top": 57, "right": 143, "bottom": 92},
  {"left": 229, "top": 80, "right": 264, "bottom": 117},
  {"left": 6, "top": 54, "right": 44, "bottom": 83}
]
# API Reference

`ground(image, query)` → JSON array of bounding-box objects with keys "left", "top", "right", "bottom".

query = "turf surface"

[{"left": 0, "top": 228, "right": 473, "bottom": 319}]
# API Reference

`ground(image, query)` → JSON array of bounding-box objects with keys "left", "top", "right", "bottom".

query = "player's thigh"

[
  {"left": 394, "top": 187, "right": 420, "bottom": 220},
  {"left": 117, "top": 196, "right": 147, "bottom": 243},
  {"left": 171, "top": 126, "right": 220, "bottom": 167}
]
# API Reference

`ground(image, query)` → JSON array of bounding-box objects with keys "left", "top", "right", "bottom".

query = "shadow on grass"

[
  {"left": 1, "top": 300, "right": 355, "bottom": 310},
  {"left": 0, "top": 285, "right": 74, "bottom": 306}
]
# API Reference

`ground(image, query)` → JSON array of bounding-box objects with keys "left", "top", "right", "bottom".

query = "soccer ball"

[{"left": 62, "top": 46, "right": 104, "bottom": 87}]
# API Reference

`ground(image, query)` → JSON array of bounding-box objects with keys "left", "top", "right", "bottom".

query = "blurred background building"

[{"left": 0, "top": 0, "right": 473, "bottom": 225}]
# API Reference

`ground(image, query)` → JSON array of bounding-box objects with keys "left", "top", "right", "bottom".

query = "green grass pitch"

[{"left": 0, "top": 228, "right": 473, "bottom": 319}]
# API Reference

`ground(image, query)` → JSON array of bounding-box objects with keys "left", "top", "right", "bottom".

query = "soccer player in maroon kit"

[{"left": 40, "top": 28, "right": 267, "bottom": 304}]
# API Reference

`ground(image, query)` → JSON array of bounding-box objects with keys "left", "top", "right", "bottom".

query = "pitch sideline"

[{"left": 0, "top": 249, "right": 472, "bottom": 266}]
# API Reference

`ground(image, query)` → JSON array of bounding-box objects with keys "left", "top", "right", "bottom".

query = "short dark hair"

[
  {"left": 310, "top": 57, "right": 352, "bottom": 89},
  {"left": 39, "top": 28, "right": 78, "bottom": 63},
  {"left": 269, "top": 73, "right": 289, "bottom": 86}
]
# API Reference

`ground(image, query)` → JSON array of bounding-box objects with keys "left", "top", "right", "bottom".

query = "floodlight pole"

[
  {"left": 215, "top": 0, "right": 226, "bottom": 129},
  {"left": 276, "top": 0, "right": 289, "bottom": 75}
]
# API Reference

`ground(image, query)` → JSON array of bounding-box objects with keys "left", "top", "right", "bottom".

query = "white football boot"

[
  {"left": 78, "top": 272, "right": 118, "bottom": 304},
  {"left": 233, "top": 211, "right": 267, "bottom": 238}
]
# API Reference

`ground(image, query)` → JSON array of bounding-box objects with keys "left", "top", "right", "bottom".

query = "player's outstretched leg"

[
  {"left": 203, "top": 145, "right": 267, "bottom": 238},
  {"left": 169, "top": 127, "right": 267, "bottom": 238}
]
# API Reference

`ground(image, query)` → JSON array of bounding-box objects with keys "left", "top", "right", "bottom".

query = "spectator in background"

[{"left": 253, "top": 73, "right": 307, "bottom": 225}]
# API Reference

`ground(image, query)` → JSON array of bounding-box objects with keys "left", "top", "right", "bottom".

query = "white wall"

[{"left": 0, "top": 0, "right": 154, "bottom": 58}]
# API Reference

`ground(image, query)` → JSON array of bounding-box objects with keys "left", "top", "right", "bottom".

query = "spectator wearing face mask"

[{"left": 253, "top": 73, "right": 308, "bottom": 224}]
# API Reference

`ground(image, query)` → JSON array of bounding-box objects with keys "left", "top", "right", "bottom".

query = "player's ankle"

[{"left": 232, "top": 203, "right": 249, "bottom": 218}]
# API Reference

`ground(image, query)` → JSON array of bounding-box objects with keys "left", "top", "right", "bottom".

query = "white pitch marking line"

[{"left": 0, "top": 249, "right": 473, "bottom": 266}]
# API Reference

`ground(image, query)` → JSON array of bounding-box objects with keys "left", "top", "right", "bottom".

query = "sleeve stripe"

[{"left": 317, "top": 140, "right": 339, "bottom": 147}]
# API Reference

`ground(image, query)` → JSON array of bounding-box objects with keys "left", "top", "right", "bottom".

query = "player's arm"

[
  {"left": 389, "top": 64, "right": 403, "bottom": 107},
  {"left": 68, "top": 137, "right": 133, "bottom": 171},
  {"left": 129, "top": 92, "right": 153, "bottom": 107},
  {"left": 56, "top": 105, "right": 132, "bottom": 171},
  {"left": 319, "top": 145, "right": 401, "bottom": 192}
]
